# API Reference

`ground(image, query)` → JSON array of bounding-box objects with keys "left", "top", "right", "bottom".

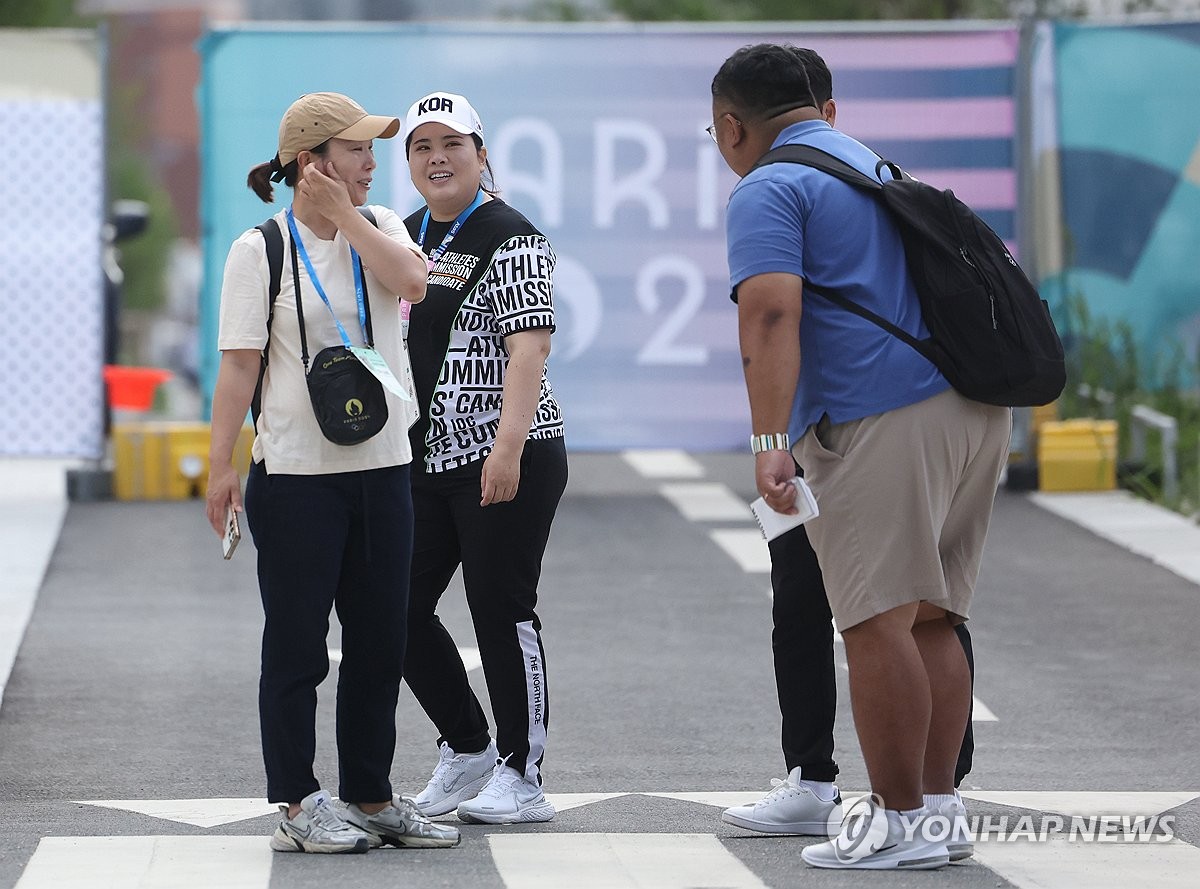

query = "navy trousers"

[{"left": 245, "top": 461, "right": 413, "bottom": 804}]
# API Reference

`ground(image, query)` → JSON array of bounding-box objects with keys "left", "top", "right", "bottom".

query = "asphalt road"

[{"left": 0, "top": 453, "right": 1197, "bottom": 888}]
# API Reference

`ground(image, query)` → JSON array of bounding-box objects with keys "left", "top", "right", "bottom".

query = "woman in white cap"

[
  {"left": 400, "top": 91, "right": 567, "bottom": 825},
  {"left": 205, "top": 92, "right": 459, "bottom": 854}
]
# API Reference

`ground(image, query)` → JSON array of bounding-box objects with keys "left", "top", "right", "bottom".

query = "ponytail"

[
  {"left": 246, "top": 157, "right": 280, "bottom": 203},
  {"left": 246, "top": 144, "right": 329, "bottom": 203}
]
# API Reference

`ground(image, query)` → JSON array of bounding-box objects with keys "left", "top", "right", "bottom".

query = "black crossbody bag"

[{"left": 253, "top": 210, "right": 388, "bottom": 445}]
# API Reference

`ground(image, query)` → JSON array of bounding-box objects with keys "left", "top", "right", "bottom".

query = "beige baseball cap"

[{"left": 277, "top": 92, "right": 400, "bottom": 167}]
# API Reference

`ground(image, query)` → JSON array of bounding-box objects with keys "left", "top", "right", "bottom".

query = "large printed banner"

[
  {"left": 199, "top": 25, "right": 1021, "bottom": 449},
  {"left": 1041, "top": 21, "right": 1200, "bottom": 375}
]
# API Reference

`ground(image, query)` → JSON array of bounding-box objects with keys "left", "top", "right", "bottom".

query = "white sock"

[
  {"left": 924, "top": 793, "right": 958, "bottom": 810},
  {"left": 799, "top": 779, "right": 839, "bottom": 802}
]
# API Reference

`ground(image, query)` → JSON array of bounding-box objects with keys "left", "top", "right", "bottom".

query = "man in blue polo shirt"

[{"left": 712, "top": 44, "right": 1010, "bottom": 870}]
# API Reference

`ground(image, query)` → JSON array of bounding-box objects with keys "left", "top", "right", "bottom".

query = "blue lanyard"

[
  {"left": 286, "top": 209, "right": 368, "bottom": 347},
  {"left": 417, "top": 190, "right": 486, "bottom": 268}
]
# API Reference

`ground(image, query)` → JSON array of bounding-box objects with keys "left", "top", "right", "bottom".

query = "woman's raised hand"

[{"left": 298, "top": 160, "right": 354, "bottom": 222}]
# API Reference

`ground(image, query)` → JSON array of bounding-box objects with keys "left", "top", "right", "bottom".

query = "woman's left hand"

[
  {"left": 480, "top": 445, "right": 521, "bottom": 506},
  {"left": 299, "top": 161, "right": 353, "bottom": 222}
]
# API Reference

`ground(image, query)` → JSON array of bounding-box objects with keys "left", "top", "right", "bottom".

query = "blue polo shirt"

[{"left": 727, "top": 120, "right": 949, "bottom": 439}]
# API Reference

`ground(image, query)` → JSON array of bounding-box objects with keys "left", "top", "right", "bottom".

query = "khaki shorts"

[{"left": 796, "top": 387, "right": 1011, "bottom": 632}]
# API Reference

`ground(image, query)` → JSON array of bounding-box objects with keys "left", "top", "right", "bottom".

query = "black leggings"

[
  {"left": 245, "top": 461, "right": 413, "bottom": 805},
  {"left": 404, "top": 437, "right": 567, "bottom": 784},
  {"left": 768, "top": 522, "right": 975, "bottom": 785}
]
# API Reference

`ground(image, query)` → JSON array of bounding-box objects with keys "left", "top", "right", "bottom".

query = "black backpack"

[{"left": 753, "top": 144, "right": 1065, "bottom": 408}]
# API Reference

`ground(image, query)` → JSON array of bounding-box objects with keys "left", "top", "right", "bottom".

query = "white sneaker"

[
  {"left": 456, "top": 764, "right": 555, "bottom": 824},
  {"left": 930, "top": 791, "right": 973, "bottom": 862},
  {"left": 721, "top": 767, "right": 842, "bottom": 835},
  {"left": 411, "top": 740, "right": 498, "bottom": 817},
  {"left": 801, "top": 798, "right": 949, "bottom": 870},
  {"left": 269, "top": 790, "right": 370, "bottom": 854}
]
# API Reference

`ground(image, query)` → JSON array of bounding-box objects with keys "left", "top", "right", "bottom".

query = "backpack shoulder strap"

[
  {"left": 748, "top": 144, "right": 932, "bottom": 360},
  {"left": 752, "top": 143, "right": 885, "bottom": 192},
  {"left": 358, "top": 206, "right": 377, "bottom": 227},
  {"left": 251, "top": 217, "right": 284, "bottom": 426}
]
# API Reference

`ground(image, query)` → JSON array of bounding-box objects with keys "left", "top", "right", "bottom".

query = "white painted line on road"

[
  {"left": 76, "top": 798, "right": 274, "bottom": 827},
  {"left": 709, "top": 529, "right": 771, "bottom": 573},
  {"left": 961, "top": 791, "right": 1200, "bottom": 817},
  {"left": 973, "top": 835, "right": 1200, "bottom": 889},
  {"left": 0, "top": 459, "right": 71, "bottom": 708},
  {"left": 544, "top": 792, "right": 632, "bottom": 812},
  {"left": 1031, "top": 490, "right": 1200, "bottom": 586},
  {"left": 488, "top": 833, "right": 768, "bottom": 889},
  {"left": 15, "top": 836, "right": 270, "bottom": 889},
  {"left": 658, "top": 482, "right": 750, "bottom": 521},
  {"left": 621, "top": 449, "right": 704, "bottom": 479},
  {"left": 329, "top": 646, "right": 483, "bottom": 673},
  {"left": 458, "top": 645, "right": 483, "bottom": 673},
  {"left": 643, "top": 790, "right": 780, "bottom": 809},
  {"left": 973, "top": 696, "right": 999, "bottom": 722}
]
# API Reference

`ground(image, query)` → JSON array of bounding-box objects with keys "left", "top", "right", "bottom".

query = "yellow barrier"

[
  {"left": 1037, "top": 419, "right": 1117, "bottom": 492},
  {"left": 112, "top": 422, "right": 254, "bottom": 501}
]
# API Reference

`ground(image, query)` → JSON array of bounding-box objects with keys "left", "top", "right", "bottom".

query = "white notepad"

[{"left": 750, "top": 476, "right": 820, "bottom": 541}]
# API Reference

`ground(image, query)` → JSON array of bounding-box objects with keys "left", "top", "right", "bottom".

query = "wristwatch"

[{"left": 750, "top": 433, "right": 790, "bottom": 454}]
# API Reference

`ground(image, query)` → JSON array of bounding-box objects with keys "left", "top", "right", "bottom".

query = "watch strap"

[{"left": 750, "top": 432, "right": 791, "bottom": 454}]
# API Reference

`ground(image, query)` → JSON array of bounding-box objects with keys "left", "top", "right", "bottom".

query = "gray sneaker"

[
  {"left": 269, "top": 789, "right": 370, "bottom": 854},
  {"left": 344, "top": 795, "right": 462, "bottom": 849}
]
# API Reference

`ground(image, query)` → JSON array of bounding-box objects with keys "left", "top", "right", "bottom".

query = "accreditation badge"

[{"left": 348, "top": 345, "right": 412, "bottom": 402}]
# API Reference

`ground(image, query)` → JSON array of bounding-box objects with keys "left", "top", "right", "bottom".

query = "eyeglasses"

[
  {"left": 707, "top": 102, "right": 815, "bottom": 144},
  {"left": 706, "top": 114, "right": 742, "bottom": 145}
]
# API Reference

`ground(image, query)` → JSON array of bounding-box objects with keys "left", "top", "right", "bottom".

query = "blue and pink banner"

[{"left": 199, "top": 24, "right": 1022, "bottom": 450}]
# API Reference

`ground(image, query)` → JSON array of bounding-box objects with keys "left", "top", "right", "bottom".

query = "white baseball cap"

[{"left": 404, "top": 91, "right": 485, "bottom": 148}]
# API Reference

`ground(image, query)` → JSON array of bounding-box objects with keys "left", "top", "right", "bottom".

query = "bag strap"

[
  {"left": 750, "top": 143, "right": 931, "bottom": 360},
  {"left": 251, "top": 207, "right": 378, "bottom": 424},
  {"left": 251, "top": 218, "right": 284, "bottom": 426},
  {"left": 752, "top": 143, "right": 906, "bottom": 191}
]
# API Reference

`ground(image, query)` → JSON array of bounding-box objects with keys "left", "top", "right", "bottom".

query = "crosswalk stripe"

[
  {"left": 658, "top": 482, "right": 750, "bottom": 521},
  {"left": 16, "top": 827, "right": 1198, "bottom": 888},
  {"left": 329, "top": 645, "right": 482, "bottom": 673},
  {"left": 76, "top": 798, "right": 273, "bottom": 827},
  {"left": 543, "top": 792, "right": 633, "bottom": 812},
  {"left": 15, "top": 836, "right": 270, "bottom": 889},
  {"left": 961, "top": 791, "right": 1200, "bottom": 816},
  {"left": 488, "top": 833, "right": 768, "bottom": 889},
  {"left": 709, "top": 528, "right": 771, "bottom": 572},
  {"left": 973, "top": 835, "right": 1200, "bottom": 889},
  {"left": 621, "top": 449, "right": 704, "bottom": 478}
]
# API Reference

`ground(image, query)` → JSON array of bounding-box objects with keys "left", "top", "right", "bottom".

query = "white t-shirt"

[{"left": 217, "top": 205, "right": 423, "bottom": 474}]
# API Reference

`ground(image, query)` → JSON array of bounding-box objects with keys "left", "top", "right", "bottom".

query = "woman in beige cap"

[{"left": 205, "top": 92, "right": 458, "bottom": 855}]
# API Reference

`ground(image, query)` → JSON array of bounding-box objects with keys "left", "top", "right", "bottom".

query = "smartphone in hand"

[{"left": 222, "top": 505, "right": 241, "bottom": 560}]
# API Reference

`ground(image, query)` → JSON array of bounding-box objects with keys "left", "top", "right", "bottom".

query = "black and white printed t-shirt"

[{"left": 404, "top": 198, "right": 564, "bottom": 473}]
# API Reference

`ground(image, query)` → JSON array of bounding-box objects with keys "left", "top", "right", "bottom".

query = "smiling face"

[
  {"left": 407, "top": 122, "right": 486, "bottom": 220},
  {"left": 302, "top": 137, "right": 377, "bottom": 206}
]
